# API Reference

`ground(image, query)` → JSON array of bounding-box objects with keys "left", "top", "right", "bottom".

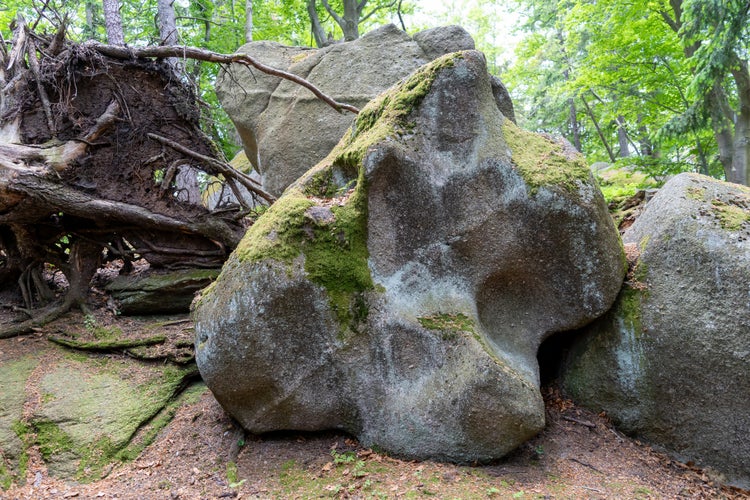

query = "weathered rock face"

[
  {"left": 217, "top": 24, "right": 492, "bottom": 197},
  {"left": 561, "top": 173, "right": 750, "bottom": 488},
  {"left": 196, "top": 51, "right": 625, "bottom": 462}
]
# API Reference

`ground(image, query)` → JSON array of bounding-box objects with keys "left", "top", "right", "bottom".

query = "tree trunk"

[
  {"left": 729, "top": 61, "right": 750, "bottom": 185},
  {"left": 102, "top": 0, "right": 124, "bottom": 45},
  {"left": 157, "top": 0, "right": 178, "bottom": 45},
  {"left": 616, "top": 116, "right": 630, "bottom": 157},
  {"left": 157, "top": 0, "right": 179, "bottom": 73},
  {"left": 245, "top": 0, "right": 253, "bottom": 43},
  {"left": 307, "top": 0, "right": 329, "bottom": 48},
  {"left": 568, "top": 98, "right": 582, "bottom": 152},
  {"left": 341, "top": 0, "right": 362, "bottom": 41}
]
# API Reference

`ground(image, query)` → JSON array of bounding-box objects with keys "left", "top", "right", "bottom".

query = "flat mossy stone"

[
  {"left": 31, "top": 357, "right": 191, "bottom": 480},
  {"left": 0, "top": 357, "right": 37, "bottom": 488}
]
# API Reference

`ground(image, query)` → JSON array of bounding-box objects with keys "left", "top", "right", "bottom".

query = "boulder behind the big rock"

[
  {"left": 217, "top": 24, "right": 502, "bottom": 197},
  {"left": 561, "top": 173, "right": 750, "bottom": 487},
  {"left": 196, "top": 51, "right": 625, "bottom": 462}
]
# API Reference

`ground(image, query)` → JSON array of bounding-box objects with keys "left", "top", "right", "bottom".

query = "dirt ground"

[{"left": 1, "top": 308, "right": 748, "bottom": 500}]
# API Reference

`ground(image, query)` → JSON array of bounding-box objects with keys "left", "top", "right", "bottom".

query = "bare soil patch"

[{"left": 1, "top": 310, "right": 747, "bottom": 500}]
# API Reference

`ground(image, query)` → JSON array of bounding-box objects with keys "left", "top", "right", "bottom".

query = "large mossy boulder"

[
  {"left": 195, "top": 51, "right": 625, "bottom": 462},
  {"left": 561, "top": 173, "right": 750, "bottom": 487},
  {"left": 216, "top": 24, "right": 480, "bottom": 197}
]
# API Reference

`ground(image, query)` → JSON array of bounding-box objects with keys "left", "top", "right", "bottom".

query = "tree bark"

[
  {"left": 616, "top": 116, "right": 630, "bottom": 157},
  {"left": 307, "top": 0, "right": 329, "bottom": 48},
  {"left": 730, "top": 60, "right": 750, "bottom": 185},
  {"left": 157, "top": 0, "right": 179, "bottom": 73},
  {"left": 568, "top": 98, "right": 582, "bottom": 152},
  {"left": 245, "top": 0, "right": 253, "bottom": 43},
  {"left": 102, "top": 0, "right": 125, "bottom": 45}
]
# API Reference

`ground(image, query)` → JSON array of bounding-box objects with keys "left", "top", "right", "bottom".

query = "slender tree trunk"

[
  {"left": 341, "top": 0, "right": 361, "bottom": 41},
  {"left": 616, "top": 116, "right": 630, "bottom": 157},
  {"left": 102, "top": 0, "right": 124, "bottom": 45},
  {"left": 245, "top": 0, "right": 253, "bottom": 43},
  {"left": 157, "top": 0, "right": 178, "bottom": 45},
  {"left": 307, "top": 0, "right": 329, "bottom": 48},
  {"left": 729, "top": 61, "right": 750, "bottom": 185},
  {"left": 157, "top": 0, "right": 179, "bottom": 73},
  {"left": 568, "top": 97, "right": 582, "bottom": 152},
  {"left": 581, "top": 94, "right": 616, "bottom": 162}
]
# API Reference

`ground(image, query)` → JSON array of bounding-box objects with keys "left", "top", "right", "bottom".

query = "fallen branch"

[
  {"left": 569, "top": 457, "right": 604, "bottom": 474},
  {"left": 0, "top": 300, "right": 71, "bottom": 339},
  {"left": 87, "top": 42, "right": 360, "bottom": 115},
  {"left": 0, "top": 168, "right": 242, "bottom": 248},
  {"left": 562, "top": 415, "right": 597, "bottom": 429}
]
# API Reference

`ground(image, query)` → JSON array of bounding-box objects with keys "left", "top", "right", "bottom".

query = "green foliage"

[{"left": 505, "top": 0, "right": 727, "bottom": 180}]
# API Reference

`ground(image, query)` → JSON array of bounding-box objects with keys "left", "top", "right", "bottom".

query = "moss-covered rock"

[
  {"left": 0, "top": 357, "right": 37, "bottom": 489},
  {"left": 0, "top": 336, "right": 200, "bottom": 488},
  {"left": 196, "top": 50, "right": 624, "bottom": 463},
  {"left": 561, "top": 173, "right": 750, "bottom": 488},
  {"left": 106, "top": 268, "right": 220, "bottom": 315}
]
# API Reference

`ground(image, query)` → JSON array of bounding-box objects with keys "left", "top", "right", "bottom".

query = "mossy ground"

[{"left": 26, "top": 360, "right": 197, "bottom": 482}]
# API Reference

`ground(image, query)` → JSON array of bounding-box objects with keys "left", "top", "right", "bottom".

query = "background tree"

[
  {"left": 505, "top": 0, "right": 728, "bottom": 182},
  {"left": 102, "top": 0, "right": 124, "bottom": 44},
  {"left": 665, "top": 0, "right": 750, "bottom": 185},
  {"left": 306, "top": 0, "right": 401, "bottom": 47}
]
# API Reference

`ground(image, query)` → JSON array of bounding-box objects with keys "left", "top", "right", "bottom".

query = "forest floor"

[{"left": 0, "top": 308, "right": 748, "bottom": 500}]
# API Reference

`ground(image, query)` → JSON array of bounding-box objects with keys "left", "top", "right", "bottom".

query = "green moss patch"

[
  {"left": 0, "top": 357, "right": 37, "bottom": 489},
  {"left": 231, "top": 53, "right": 470, "bottom": 332},
  {"left": 710, "top": 199, "right": 750, "bottom": 231},
  {"left": 29, "top": 360, "right": 195, "bottom": 481},
  {"left": 418, "top": 313, "right": 475, "bottom": 334},
  {"left": 502, "top": 120, "right": 591, "bottom": 195}
]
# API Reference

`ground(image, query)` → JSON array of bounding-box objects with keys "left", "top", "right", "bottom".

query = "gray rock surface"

[
  {"left": 217, "top": 24, "right": 495, "bottom": 197},
  {"left": 561, "top": 173, "right": 750, "bottom": 488},
  {"left": 196, "top": 51, "right": 625, "bottom": 462}
]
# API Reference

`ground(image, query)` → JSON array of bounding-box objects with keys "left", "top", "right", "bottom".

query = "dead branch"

[
  {"left": 0, "top": 299, "right": 72, "bottom": 339},
  {"left": 86, "top": 42, "right": 360, "bottom": 115},
  {"left": 562, "top": 415, "right": 597, "bottom": 429},
  {"left": 147, "top": 132, "right": 277, "bottom": 204}
]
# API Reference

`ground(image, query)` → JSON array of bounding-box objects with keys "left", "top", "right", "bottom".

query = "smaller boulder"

[{"left": 561, "top": 173, "right": 750, "bottom": 488}]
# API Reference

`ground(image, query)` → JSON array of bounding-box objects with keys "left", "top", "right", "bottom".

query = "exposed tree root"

[
  {"left": 0, "top": 296, "right": 75, "bottom": 339},
  {"left": 48, "top": 334, "right": 167, "bottom": 351}
]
